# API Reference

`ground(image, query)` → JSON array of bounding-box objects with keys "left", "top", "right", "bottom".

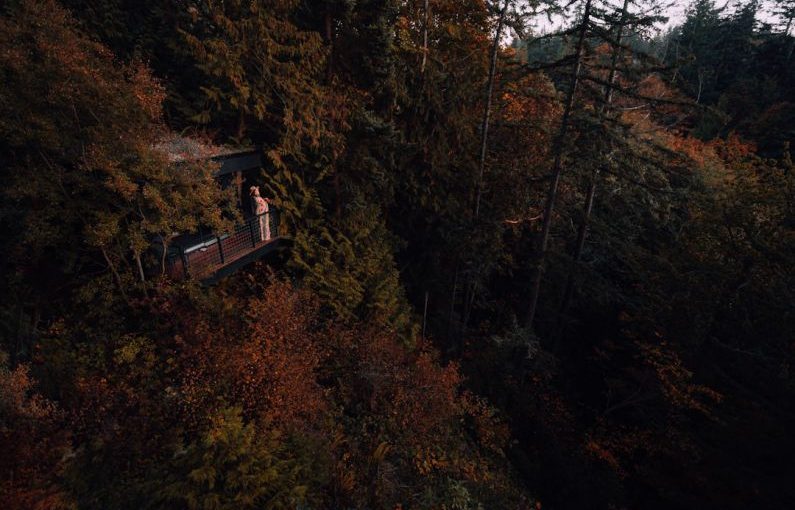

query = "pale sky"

[{"left": 524, "top": 0, "right": 783, "bottom": 37}]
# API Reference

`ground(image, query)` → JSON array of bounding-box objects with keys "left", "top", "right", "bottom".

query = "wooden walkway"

[{"left": 167, "top": 212, "right": 286, "bottom": 282}]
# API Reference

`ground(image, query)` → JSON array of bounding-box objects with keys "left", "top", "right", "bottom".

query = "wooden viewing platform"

[
  {"left": 165, "top": 211, "right": 286, "bottom": 284},
  {"left": 149, "top": 142, "right": 291, "bottom": 283}
]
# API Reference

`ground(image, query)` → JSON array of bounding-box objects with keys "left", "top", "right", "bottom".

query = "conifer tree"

[
  {"left": 154, "top": 408, "right": 324, "bottom": 510},
  {"left": 180, "top": 0, "right": 328, "bottom": 148},
  {"left": 664, "top": 0, "right": 726, "bottom": 113},
  {"left": 461, "top": 0, "right": 522, "bottom": 339},
  {"left": 773, "top": 0, "right": 795, "bottom": 42},
  {"left": 557, "top": 0, "right": 631, "bottom": 320},
  {"left": 525, "top": 0, "right": 593, "bottom": 329},
  {"left": 524, "top": 0, "right": 674, "bottom": 332}
]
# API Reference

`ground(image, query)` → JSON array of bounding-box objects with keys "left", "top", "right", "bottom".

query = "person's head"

[{"left": 249, "top": 185, "right": 260, "bottom": 197}]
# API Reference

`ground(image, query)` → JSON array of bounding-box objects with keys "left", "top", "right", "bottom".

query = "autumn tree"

[
  {"left": 0, "top": 352, "right": 73, "bottom": 510},
  {"left": 0, "top": 0, "right": 231, "bottom": 363}
]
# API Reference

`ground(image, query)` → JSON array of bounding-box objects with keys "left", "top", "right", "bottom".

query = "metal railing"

[{"left": 167, "top": 210, "right": 280, "bottom": 280}]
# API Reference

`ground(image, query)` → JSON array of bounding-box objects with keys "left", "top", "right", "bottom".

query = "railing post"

[
  {"left": 217, "top": 236, "right": 225, "bottom": 264},
  {"left": 179, "top": 247, "right": 190, "bottom": 280}
]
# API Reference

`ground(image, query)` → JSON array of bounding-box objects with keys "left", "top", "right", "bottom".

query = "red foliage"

[
  {"left": 0, "top": 361, "right": 72, "bottom": 510},
  {"left": 159, "top": 281, "right": 328, "bottom": 435}
]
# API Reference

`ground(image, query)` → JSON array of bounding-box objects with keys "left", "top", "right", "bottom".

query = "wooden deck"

[{"left": 166, "top": 212, "right": 287, "bottom": 282}]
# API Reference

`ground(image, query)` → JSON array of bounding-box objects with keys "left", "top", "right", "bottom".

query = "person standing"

[{"left": 249, "top": 186, "right": 271, "bottom": 241}]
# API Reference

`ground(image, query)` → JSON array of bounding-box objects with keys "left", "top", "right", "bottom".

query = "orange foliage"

[
  {"left": 103, "top": 277, "right": 515, "bottom": 505},
  {"left": 709, "top": 133, "right": 756, "bottom": 161},
  {"left": 667, "top": 134, "right": 710, "bottom": 167},
  {"left": 235, "top": 283, "right": 328, "bottom": 429},
  {"left": 500, "top": 73, "right": 560, "bottom": 125},
  {"left": 163, "top": 281, "right": 327, "bottom": 435},
  {"left": 0, "top": 360, "right": 72, "bottom": 510}
]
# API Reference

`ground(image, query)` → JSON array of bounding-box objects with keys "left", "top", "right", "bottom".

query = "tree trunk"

[
  {"left": 135, "top": 252, "right": 146, "bottom": 283},
  {"left": 558, "top": 166, "right": 598, "bottom": 317},
  {"left": 525, "top": 0, "right": 592, "bottom": 329},
  {"left": 461, "top": 0, "right": 510, "bottom": 335},
  {"left": 325, "top": 5, "right": 334, "bottom": 82},
  {"left": 421, "top": 0, "right": 430, "bottom": 73},
  {"left": 324, "top": 6, "right": 342, "bottom": 220},
  {"left": 448, "top": 265, "right": 459, "bottom": 343},
  {"left": 160, "top": 235, "right": 169, "bottom": 276},
  {"left": 101, "top": 246, "right": 129, "bottom": 303},
  {"left": 422, "top": 290, "right": 429, "bottom": 340},
  {"left": 557, "top": 0, "right": 629, "bottom": 323},
  {"left": 474, "top": 0, "right": 510, "bottom": 220}
]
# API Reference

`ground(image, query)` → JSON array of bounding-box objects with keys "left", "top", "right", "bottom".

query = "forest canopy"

[{"left": 1, "top": 0, "right": 793, "bottom": 509}]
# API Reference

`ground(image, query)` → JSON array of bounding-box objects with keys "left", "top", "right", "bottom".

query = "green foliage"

[
  {"left": 180, "top": 0, "right": 328, "bottom": 147},
  {"left": 153, "top": 407, "right": 324, "bottom": 510},
  {"left": 663, "top": 0, "right": 795, "bottom": 151}
]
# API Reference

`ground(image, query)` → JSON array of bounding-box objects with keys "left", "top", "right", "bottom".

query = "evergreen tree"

[
  {"left": 670, "top": 0, "right": 723, "bottom": 103},
  {"left": 154, "top": 407, "right": 325, "bottom": 510},
  {"left": 524, "top": 0, "right": 672, "bottom": 332}
]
